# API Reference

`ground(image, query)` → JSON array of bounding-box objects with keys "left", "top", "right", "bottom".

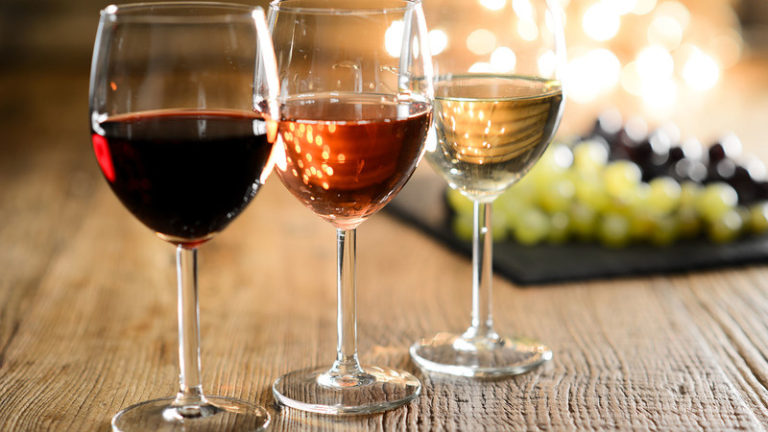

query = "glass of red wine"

[
  {"left": 89, "top": 3, "right": 279, "bottom": 431},
  {"left": 268, "top": 0, "right": 433, "bottom": 415}
]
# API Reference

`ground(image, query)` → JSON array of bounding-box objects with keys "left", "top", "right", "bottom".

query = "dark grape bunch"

[{"left": 447, "top": 109, "right": 768, "bottom": 247}]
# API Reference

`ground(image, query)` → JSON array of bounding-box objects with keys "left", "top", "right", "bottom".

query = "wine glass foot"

[
  {"left": 272, "top": 365, "right": 421, "bottom": 415},
  {"left": 409, "top": 332, "right": 552, "bottom": 378},
  {"left": 111, "top": 396, "right": 270, "bottom": 432}
]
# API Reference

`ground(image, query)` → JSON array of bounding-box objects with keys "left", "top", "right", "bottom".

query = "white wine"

[{"left": 426, "top": 74, "right": 563, "bottom": 201}]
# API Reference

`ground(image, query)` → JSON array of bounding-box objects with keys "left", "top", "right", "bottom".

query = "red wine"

[
  {"left": 92, "top": 109, "right": 274, "bottom": 246},
  {"left": 275, "top": 93, "right": 432, "bottom": 229}
]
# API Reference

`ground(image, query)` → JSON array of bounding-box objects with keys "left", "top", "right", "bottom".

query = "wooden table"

[{"left": 2, "top": 65, "right": 768, "bottom": 431}]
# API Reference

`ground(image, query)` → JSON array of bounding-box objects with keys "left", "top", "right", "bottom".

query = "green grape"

[
  {"left": 649, "top": 215, "right": 678, "bottom": 247},
  {"left": 447, "top": 188, "right": 474, "bottom": 216},
  {"left": 603, "top": 160, "right": 642, "bottom": 198},
  {"left": 598, "top": 212, "right": 631, "bottom": 248},
  {"left": 569, "top": 203, "right": 597, "bottom": 241},
  {"left": 538, "top": 177, "right": 576, "bottom": 213},
  {"left": 510, "top": 172, "right": 537, "bottom": 203},
  {"left": 448, "top": 135, "right": 766, "bottom": 248},
  {"left": 647, "top": 176, "right": 681, "bottom": 215},
  {"left": 452, "top": 212, "right": 474, "bottom": 241},
  {"left": 573, "top": 172, "right": 610, "bottom": 212},
  {"left": 696, "top": 182, "right": 738, "bottom": 223},
  {"left": 451, "top": 210, "right": 509, "bottom": 242},
  {"left": 738, "top": 206, "right": 751, "bottom": 235},
  {"left": 548, "top": 212, "right": 571, "bottom": 244},
  {"left": 526, "top": 143, "right": 572, "bottom": 192},
  {"left": 679, "top": 181, "right": 701, "bottom": 210},
  {"left": 706, "top": 209, "right": 743, "bottom": 243},
  {"left": 619, "top": 183, "right": 651, "bottom": 216},
  {"left": 513, "top": 207, "right": 550, "bottom": 245},
  {"left": 490, "top": 210, "right": 509, "bottom": 241},
  {"left": 499, "top": 182, "right": 535, "bottom": 205},
  {"left": 629, "top": 210, "right": 656, "bottom": 240},
  {"left": 536, "top": 142, "right": 573, "bottom": 173},
  {"left": 495, "top": 195, "right": 529, "bottom": 230},
  {"left": 749, "top": 201, "right": 768, "bottom": 234},
  {"left": 677, "top": 207, "right": 702, "bottom": 239},
  {"left": 572, "top": 139, "right": 609, "bottom": 175}
]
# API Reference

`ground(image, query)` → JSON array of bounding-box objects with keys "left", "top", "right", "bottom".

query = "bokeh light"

[
  {"left": 466, "top": 29, "right": 497, "bottom": 55},
  {"left": 632, "top": 0, "right": 657, "bottom": 15},
  {"left": 518, "top": 19, "right": 539, "bottom": 41},
  {"left": 429, "top": 29, "right": 449, "bottom": 56},
  {"left": 681, "top": 46, "right": 720, "bottom": 91},
  {"left": 479, "top": 0, "right": 506, "bottom": 11},
  {"left": 647, "top": 15, "right": 682, "bottom": 49},
  {"left": 636, "top": 45, "right": 674, "bottom": 81},
  {"left": 490, "top": 47, "right": 517, "bottom": 72},
  {"left": 582, "top": 3, "right": 621, "bottom": 41},
  {"left": 566, "top": 49, "right": 621, "bottom": 103}
]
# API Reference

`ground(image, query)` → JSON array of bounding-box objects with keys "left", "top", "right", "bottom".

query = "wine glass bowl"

[
  {"left": 89, "top": 3, "right": 278, "bottom": 430},
  {"left": 410, "top": 0, "right": 565, "bottom": 377},
  {"left": 268, "top": 0, "right": 433, "bottom": 414}
]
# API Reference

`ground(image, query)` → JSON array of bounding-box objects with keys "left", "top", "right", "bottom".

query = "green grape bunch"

[{"left": 446, "top": 112, "right": 768, "bottom": 248}]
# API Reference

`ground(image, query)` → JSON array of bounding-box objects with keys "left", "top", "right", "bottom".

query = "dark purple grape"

[
  {"left": 725, "top": 159, "right": 767, "bottom": 205},
  {"left": 590, "top": 109, "right": 623, "bottom": 144},
  {"left": 627, "top": 139, "right": 652, "bottom": 164},
  {"left": 707, "top": 157, "right": 737, "bottom": 183},
  {"left": 708, "top": 133, "right": 742, "bottom": 166},
  {"left": 665, "top": 138, "right": 702, "bottom": 175},
  {"left": 611, "top": 117, "right": 648, "bottom": 162},
  {"left": 668, "top": 146, "right": 685, "bottom": 165},
  {"left": 635, "top": 131, "right": 672, "bottom": 181},
  {"left": 680, "top": 137, "right": 704, "bottom": 160},
  {"left": 729, "top": 165, "right": 759, "bottom": 204},
  {"left": 744, "top": 157, "right": 767, "bottom": 182},
  {"left": 756, "top": 181, "right": 768, "bottom": 202},
  {"left": 671, "top": 158, "right": 707, "bottom": 183}
]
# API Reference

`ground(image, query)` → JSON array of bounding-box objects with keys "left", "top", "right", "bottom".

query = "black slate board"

[{"left": 385, "top": 172, "right": 768, "bottom": 285}]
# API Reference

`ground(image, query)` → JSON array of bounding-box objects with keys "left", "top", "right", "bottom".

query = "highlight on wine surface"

[
  {"left": 268, "top": 0, "right": 434, "bottom": 416},
  {"left": 275, "top": 92, "right": 432, "bottom": 229},
  {"left": 88, "top": 3, "right": 277, "bottom": 431},
  {"left": 92, "top": 109, "right": 274, "bottom": 246},
  {"left": 410, "top": 0, "right": 565, "bottom": 378}
]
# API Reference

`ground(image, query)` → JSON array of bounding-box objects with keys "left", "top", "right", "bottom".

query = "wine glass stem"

[
  {"left": 465, "top": 200, "right": 497, "bottom": 341},
  {"left": 174, "top": 245, "right": 206, "bottom": 406},
  {"left": 329, "top": 229, "right": 365, "bottom": 378}
]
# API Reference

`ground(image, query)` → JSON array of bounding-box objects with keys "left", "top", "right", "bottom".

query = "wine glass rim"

[
  {"left": 269, "top": 0, "right": 420, "bottom": 15},
  {"left": 101, "top": 1, "right": 258, "bottom": 19}
]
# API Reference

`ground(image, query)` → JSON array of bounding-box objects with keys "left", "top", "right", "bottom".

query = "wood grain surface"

[{"left": 2, "top": 65, "right": 768, "bottom": 431}]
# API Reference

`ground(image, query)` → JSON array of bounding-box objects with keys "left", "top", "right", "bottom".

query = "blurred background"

[{"left": 1, "top": 0, "right": 767, "bottom": 157}]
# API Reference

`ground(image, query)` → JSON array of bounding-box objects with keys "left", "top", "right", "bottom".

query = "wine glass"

[
  {"left": 89, "top": 3, "right": 279, "bottom": 430},
  {"left": 410, "top": 0, "right": 565, "bottom": 377},
  {"left": 268, "top": 0, "right": 433, "bottom": 415}
]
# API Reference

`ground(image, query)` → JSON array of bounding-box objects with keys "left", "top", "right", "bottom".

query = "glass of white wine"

[{"left": 410, "top": 0, "right": 565, "bottom": 377}]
